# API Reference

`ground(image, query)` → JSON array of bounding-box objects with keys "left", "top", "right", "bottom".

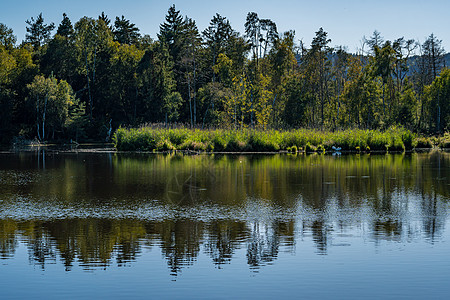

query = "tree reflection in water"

[{"left": 0, "top": 151, "right": 449, "bottom": 275}]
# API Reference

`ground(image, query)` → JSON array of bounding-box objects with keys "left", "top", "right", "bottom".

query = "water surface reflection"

[{"left": 0, "top": 152, "right": 449, "bottom": 277}]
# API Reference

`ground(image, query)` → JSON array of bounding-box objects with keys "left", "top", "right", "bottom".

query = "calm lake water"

[{"left": 1, "top": 150, "right": 449, "bottom": 299}]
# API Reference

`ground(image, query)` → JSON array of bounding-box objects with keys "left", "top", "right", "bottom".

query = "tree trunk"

[
  {"left": 250, "top": 87, "right": 254, "bottom": 128},
  {"left": 382, "top": 83, "right": 385, "bottom": 117},
  {"left": 193, "top": 50, "right": 197, "bottom": 126},
  {"left": 42, "top": 95, "right": 47, "bottom": 141},
  {"left": 134, "top": 86, "right": 138, "bottom": 125},
  {"left": 36, "top": 95, "right": 41, "bottom": 141},
  {"left": 188, "top": 74, "right": 193, "bottom": 128},
  {"left": 85, "top": 45, "right": 93, "bottom": 119},
  {"left": 437, "top": 94, "right": 441, "bottom": 133}
]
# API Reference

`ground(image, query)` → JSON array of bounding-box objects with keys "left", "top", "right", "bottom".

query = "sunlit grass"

[{"left": 113, "top": 126, "right": 422, "bottom": 153}]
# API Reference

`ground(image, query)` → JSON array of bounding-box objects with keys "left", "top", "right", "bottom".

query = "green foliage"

[
  {"left": 113, "top": 127, "right": 419, "bottom": 153},
  {"left": 113, "top": 127, "right": 158, "bottom": 151},
  {"left": 439, "top": 133, "right": 450, "bottom": 149},
  {"left": 198, "top": 82, "right": 231, "bottom": 126},
  {"left": 248, "top": 130, "right": 280, "bottom": 152},
  {"left": 156, "top": 138, "right": 175, "bottom": 151},
  {"left": 317, "top": 144, "right": 325, "bottom": 153},
  {"left": 113, "top": 15, "right": 140, "bottom": 45},
  {"left": 305, "top": 142, "right": 316, "bottom": 153},
  {"left": 167, "top": 128, "right": 189, "bottom": 145},
  {"left": 56, "top": 13, "right": 74, "bottom": 38},
  {"left": 395, "top": 81, "right": 418, "bottom": 129},
  {"left": 282, "top": 73, "right": 308, "bottom": 127},
  {"left": 179, "top": 140, "right": 209, "bottom": 151},
  {"left": 254, "top": 74, "right": 273, "bottom": 129},
  {"left": 0, "top": 90, "right": 14, "bottom": 143},
  {"left": 212, "top": 134, "right": 227, "bottom": 152},
  {"left": 203, "top": 13, "right": 236, "bottom": 81},
  {"left": 163, "top": 92, "right": 183, "bottom": 122},
  {"left": 301, "top": 27, "right": 333, "bottom": 129},
  {"left": 27, "top": 75, "right": 77, "bottom": 141},
  {"left": 415, "top": 137, "right": 433, "bottom": 148},
  {"left": 138, "top": 42, "right": 177, "bottom": 122},
  {"left": 106, "top": 43, "right": 144, "bottom": 124},
  {"left": 74, "top": 16, "right": 115, "bottom": 119},
  {"left": 41, "top": 34, "right": 77, "bottom": 82},
  {"left": 1, "top": 10, "right": 450, "bottom": 145},
  {"left": 223, "top": 75, "right": 251, "bottom": 129},
  {"left": 425, "top": 68, "right": 450, "bottom": 133},
  {"left": 0, "top": 47, "right": 16, "bottom": 85},
  {"left": 25, "top": 13, "right": 55, "bottom": 49},
  {"left": 401, "top": 130, "right": 416, "bottom": 150},
  {"left": 66, "top": 98, "right": 88, "bottom": 141},
  {"left": 288, "top": 145, "right": 298, "bottom": 153},
  {"left": 158, "top": 5, "right": 185, "bottom": 61},
  {"left": 213, "top": 53, "right": 233, "bottom": 86},
  {"left": 0, "top": 23, "right": 17, "bottom": 50}
]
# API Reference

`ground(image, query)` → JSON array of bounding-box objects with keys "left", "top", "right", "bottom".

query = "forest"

[{"left": 0, "top": 5, "right": 449, "bottom": 144}]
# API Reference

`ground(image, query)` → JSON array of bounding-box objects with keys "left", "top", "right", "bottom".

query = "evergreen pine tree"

[
  {"left": 113, "top": 15, "right": 140, "bottom": 45},
  {"left": 56, "top": 13, "right": 74, "bottom": 38},
  {"left": 25, "top": 13, "right": 55, "bottom": 49}
]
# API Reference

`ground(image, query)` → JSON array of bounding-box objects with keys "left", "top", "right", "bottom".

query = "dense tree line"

[{"left": 0, "top": 6, "right": 449, "bottom": 143}]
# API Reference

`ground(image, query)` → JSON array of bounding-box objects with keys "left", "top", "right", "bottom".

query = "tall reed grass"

[{"left": 113, "top": 126, "right": 420, "bottom": 152}]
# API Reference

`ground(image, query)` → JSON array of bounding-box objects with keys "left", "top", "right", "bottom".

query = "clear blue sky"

[{"left": 1, "top": 0, "right": 449, "bottom": 53}]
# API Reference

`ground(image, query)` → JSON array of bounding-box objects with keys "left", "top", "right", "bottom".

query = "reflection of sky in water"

[
  {"left": 1, "top": 218, "right": 449, "bottom": 299},
  {"left": 0, "top": 151, "right": 450, "bottom": 298}
]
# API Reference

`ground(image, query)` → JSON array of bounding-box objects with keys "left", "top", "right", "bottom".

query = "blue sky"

[{"left": 1, "top": 0, "right": 449, "bottom": 53}]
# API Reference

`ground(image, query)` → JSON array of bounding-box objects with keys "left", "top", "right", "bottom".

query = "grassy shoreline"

[{"left": 111, "top": 127, "right": 450, "bottom": 153}]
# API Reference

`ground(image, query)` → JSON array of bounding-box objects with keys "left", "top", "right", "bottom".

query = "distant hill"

[
  {"left": 406, "top": 52, "right": 450, "bottom": 77},
  {"left": 295, "top": 52, "right": 450, "bottom": 77}
]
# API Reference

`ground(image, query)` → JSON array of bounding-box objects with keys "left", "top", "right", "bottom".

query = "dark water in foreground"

[{"left": 0, "top": 151, "right": 449, "bottom": 299}]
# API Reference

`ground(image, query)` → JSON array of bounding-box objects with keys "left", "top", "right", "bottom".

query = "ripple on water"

[{"left": 0, "top": 170, "right": 38, "bottom": 186}]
